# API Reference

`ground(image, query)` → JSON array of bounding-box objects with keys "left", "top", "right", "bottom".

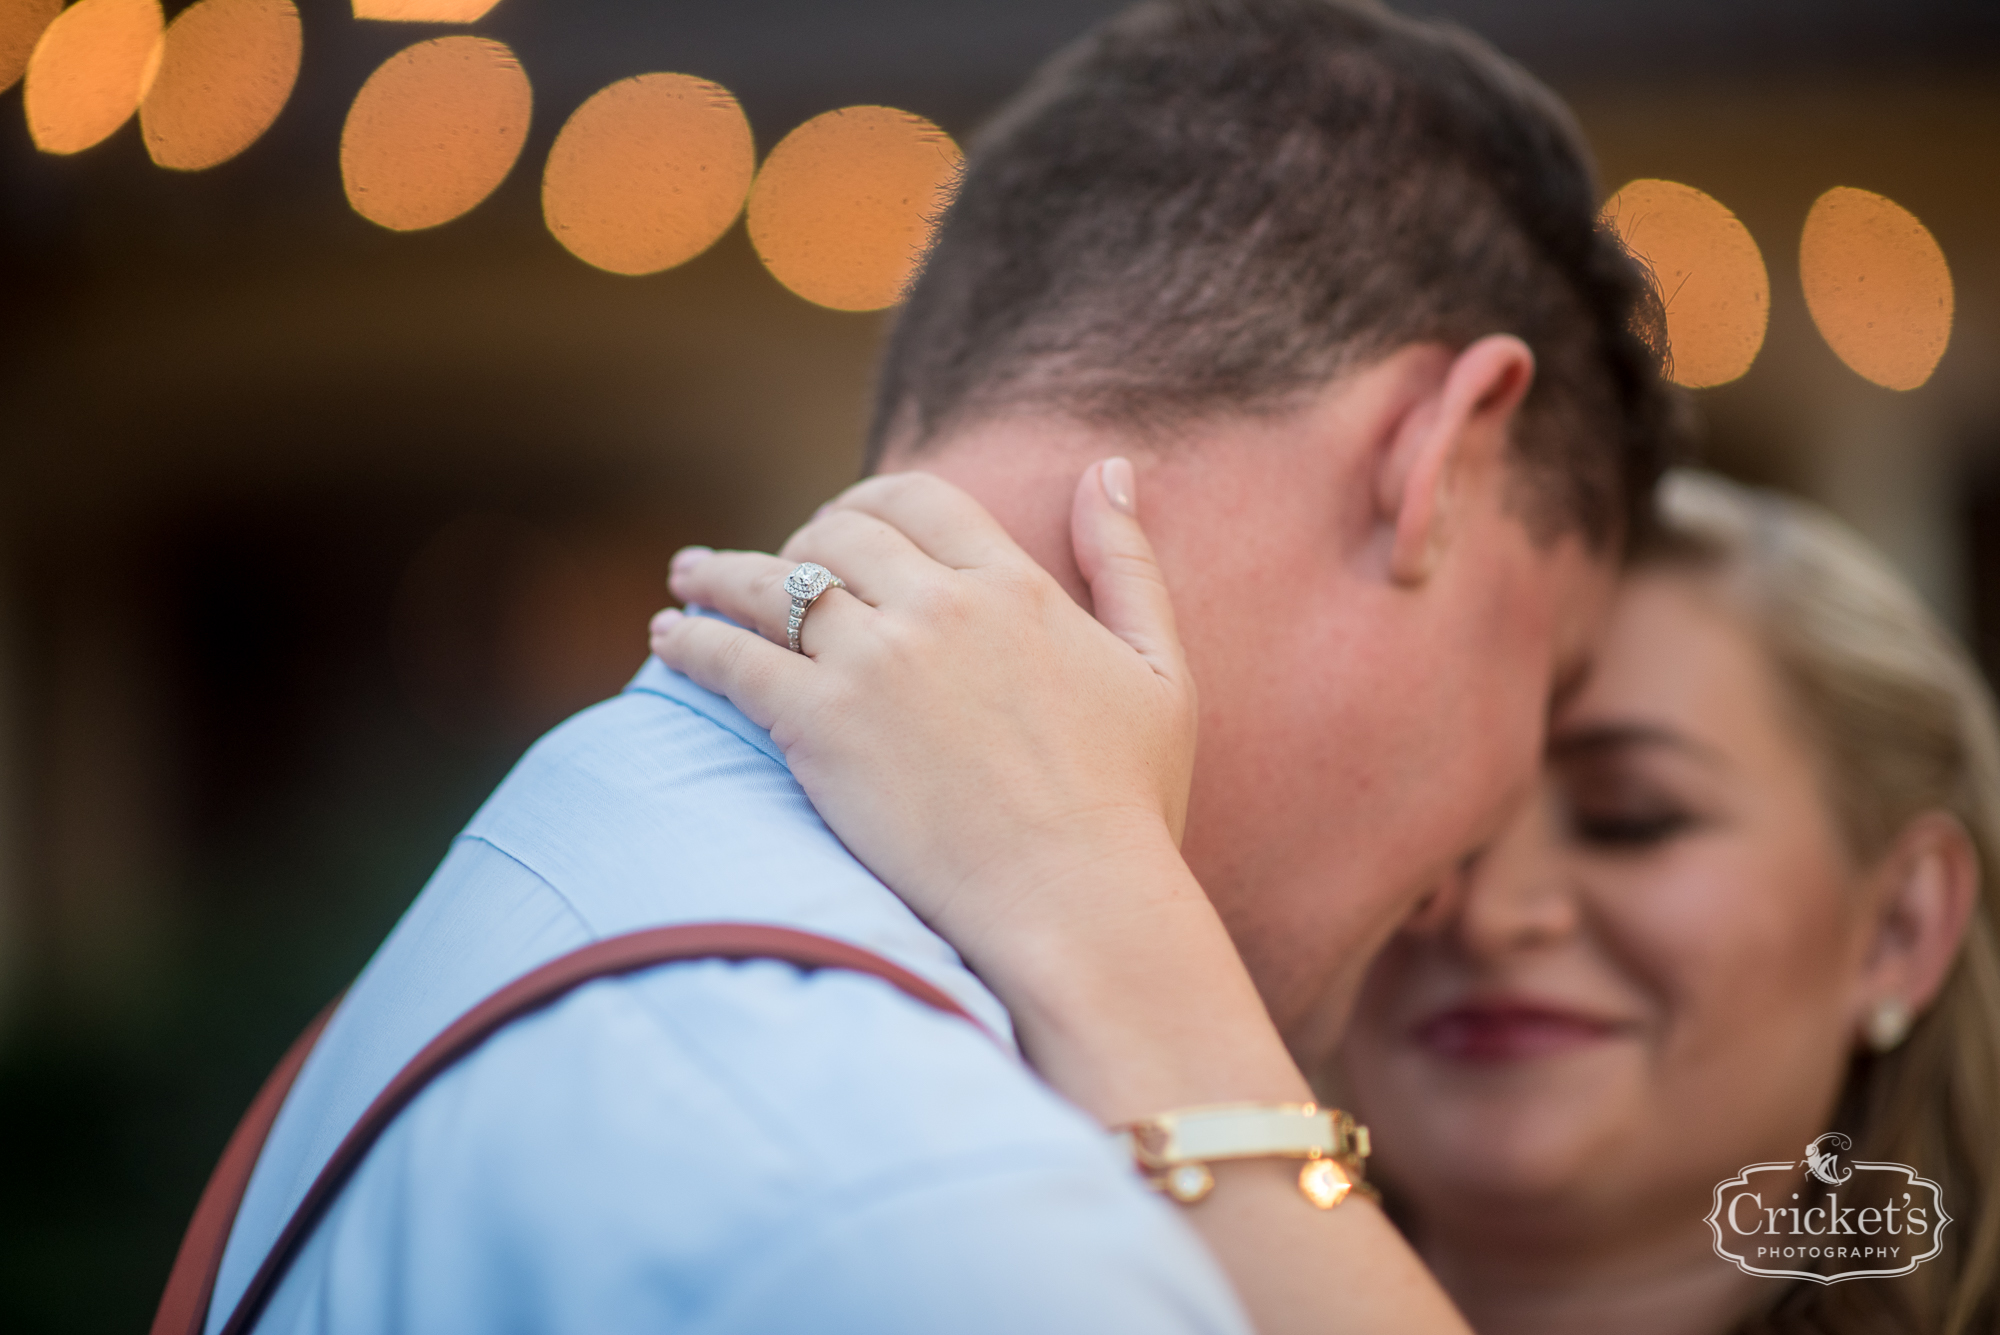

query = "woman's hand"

[
  {"left": 650, "top": 461, "right": 1199, "bottom": 987},
  {"left": 650, "top": 460, "right": 1471, "bottom": 1335},
  {"left": 651, "top": 460, "right": 1299, "bottom": 1122}
]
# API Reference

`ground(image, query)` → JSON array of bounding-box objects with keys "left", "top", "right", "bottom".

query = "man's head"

[{"left": 870, "top": 0, "right": 1676, "bottom": 1066}]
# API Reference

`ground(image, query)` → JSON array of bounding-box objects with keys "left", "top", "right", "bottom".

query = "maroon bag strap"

[{"left": 151, "top": 922, "right": 988, "bottom": 1335}]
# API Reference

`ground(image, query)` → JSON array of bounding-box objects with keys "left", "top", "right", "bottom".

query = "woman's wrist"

[{"left": 956, "top": 827, "right": 1313, "bottom": 1125}]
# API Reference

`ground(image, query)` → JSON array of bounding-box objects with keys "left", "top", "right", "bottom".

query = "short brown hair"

[{"left": 868, "top": 0, "right": 1676, "bottom": 551}]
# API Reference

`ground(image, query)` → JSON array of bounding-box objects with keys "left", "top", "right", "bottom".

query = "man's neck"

[{"left": 878, "top": 416, "right": 1115, "bottom": 609}]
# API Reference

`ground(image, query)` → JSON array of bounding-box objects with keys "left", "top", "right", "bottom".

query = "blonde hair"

[{"left": 1649, "top": 470, "right": 2000, "bottom": 1335}]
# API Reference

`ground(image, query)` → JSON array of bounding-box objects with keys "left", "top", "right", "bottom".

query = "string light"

[
  {"left": 747, "top": 105, "right": 962, "bottom": 312},
  {"left": 543, "top": 73, "right": 755, "bottom": 276},
  {"left": 0, "top": 0, "right": 61, "bottom": 96},
  {"left": 352, "top": 0, "right": 503, "bottom": 20},
  {"left": 23, "top": 0, "right": 164, "bottom": 155},
  {"left": 140, "top": 0, "right": 301, "bottom": 171},
  {"left": 1602, "top": 178, "right": 1769, "bottom": 388},
  {"left": 1801, "top": 187, "right": 1954, "bottom": 391},
  {"left": 340, "top": 35, "right": 531, "bottom": 231},
  {"left": 13, "top": 1, "right": 1963, "bottom": 372}
]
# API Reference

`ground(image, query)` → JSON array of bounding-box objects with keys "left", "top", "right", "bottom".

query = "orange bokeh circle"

[
  {"left": 353, "top": 0, "right": 504, "bottom": 19},
  {"left": 24, "top": 0, "right": 165, "bottom": 156},
  {"left": 1601, "top": 179, "right": 1769, "bottom": 389},
  {"left": 747, "top": 105, "right": 962, "bottom": 312},
  {"left": 1800, "top": 187, "right": 1954, "bottom": 392},
  {"left": 542, "top": 73, "right": 756, "bottom": 277},
  {"left": 0, "top": 0, "right": 62, "bottom": 97},
  {"left": 341, "top": 35, "right": 532, "bottom": 232},
  {"left": 141, "top": 0, "right": 302, "bottom": 172}
]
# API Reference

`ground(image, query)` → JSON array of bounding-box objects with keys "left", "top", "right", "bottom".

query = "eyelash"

[{"left": 1567, "top": 809, "right": 1698, "bottom": 849}]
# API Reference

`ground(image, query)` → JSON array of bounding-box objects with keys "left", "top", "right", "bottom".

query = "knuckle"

[
  {"left": 864, "top": 614, "right": 925, "bottom": 670},
  {"left": 715, "top": 628, "right": 755, "bottom": 678},
  {"left": 985, "top": 563, "right": 1057, "bottom": 622},
  {"left": 788, "top": 506, "right": 858, "bottom": 550},
  {"left": 854, "top": 509, "right": 905, "bottom": 549},
  {"left": 720, "top": 627, "right": 776, "bottom": 685},
  {"left": 995, "top": 562, "right": 1050, "bottom": 603},
  {"left": 875, "top": 470, "right": 928, "bottom": 499},
  {"left": 838, "top": 474, "right": 905, "bottom": 511},
  {"left": 867, "top": 470, "right": 944, "bottom": 517},
  {"left": 908, "top": 575, "right": 970, "bottom": 628},
  {"left": 848, "top": 607, "right": 924, "bottom": 671},
  {"left": 817, "top": 508, "right": 879, "bottom": 554}
]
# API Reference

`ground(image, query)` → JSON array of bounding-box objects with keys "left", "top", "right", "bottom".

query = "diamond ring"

[{"left": 784, "top": 562, "right": 845, "bottom": 653}]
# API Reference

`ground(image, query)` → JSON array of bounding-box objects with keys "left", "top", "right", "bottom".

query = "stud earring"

[{"left": 1865, "top": 997, "right": 1913, "bottom": 1053}]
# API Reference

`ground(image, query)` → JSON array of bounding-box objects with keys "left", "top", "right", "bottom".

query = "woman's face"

[{"left": 1338, "top": 570, "right": 1883, "bottom": 1244}]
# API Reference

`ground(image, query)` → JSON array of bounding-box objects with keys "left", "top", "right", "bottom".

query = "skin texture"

[
  {"left": 900, "top": 342, "right": 1613, "bottom": 1071},
  {"left": 1336, "top": 571, "right": 1979, "bottom": 1335},
  {"left": 655, "top": 460, "right": 1474, "bottom": 1335},
  {"left": 652, "top": 338, "right": 1612, "bottom": 1335}
]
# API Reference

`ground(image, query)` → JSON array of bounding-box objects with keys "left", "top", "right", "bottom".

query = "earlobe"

[
  {"left": 1383, "top": 335, "right": 1537, "bottom": 587},
  {"left": 1855, "top": 812, "right": 1982, "bottom": 1043}
]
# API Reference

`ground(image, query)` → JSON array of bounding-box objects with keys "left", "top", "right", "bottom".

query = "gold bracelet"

[{"left": 1111, "top": 1101, "right": 1376, "bottom": 1209}]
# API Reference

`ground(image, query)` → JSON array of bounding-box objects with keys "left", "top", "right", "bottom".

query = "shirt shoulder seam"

[{"left": 454, "top": 831, "right": 601, "bottom": 937}]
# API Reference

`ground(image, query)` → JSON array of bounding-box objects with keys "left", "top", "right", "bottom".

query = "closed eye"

[{"left": 1566, "top": 808, "right": 1699, "bottom": 849}]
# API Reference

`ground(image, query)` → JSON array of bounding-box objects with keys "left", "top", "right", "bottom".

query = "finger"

[
  {"left": 821, "top": 471, "right": 1025, "bottom": 571},
  {"left": 668, "top": 548, "right": 868, "bottom": 650},
  {"left": 1071, "top": 458, "right": 1189, "bottom": 685},
  {"left": 777, "top": 507, "right": 940, "bottom": 606},
  {"left": 668, "top": 548, "right": 791, "bottom": 641},
  {"left": 647, "top": 608, "right": 812, "bottom": 732}
]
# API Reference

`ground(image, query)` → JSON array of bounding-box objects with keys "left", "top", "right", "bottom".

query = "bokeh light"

[
  {"left": 746, "top": 105, "right": 962, "bottom": 312},
  {"left": 353, "top": 0, "right": 503, "bottom": 19},
  {"left": 542, "top": 73, "right": 755, "bottom": 277},
  {"left": 341, "top": 35, "right": 531, "bottom": 232},
  {"left": 23, "top": 0, "right": 164, "bottom": 156},
  {"left": 0, "top": 0, "right": 61, "bottom": 96},
  {"left": 1800, "top": 187, "right": 1954, "bottom": 391},
  {"left": 140, "top": 0, "right": 301, "bottom": 171},
  {"left": 1601, "top": 178, "right": 1770, "bottom": 388}
]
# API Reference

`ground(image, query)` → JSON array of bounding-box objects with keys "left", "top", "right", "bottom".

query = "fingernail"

[
  {"left": 670, "top": 546, "right": 712, "bottom": 574},
  {"left": 650, "top": 608, "right": 683, "bottom": 636},
  {"left": 1101, "top": 458, "right": 1136, "bottom": 515}
]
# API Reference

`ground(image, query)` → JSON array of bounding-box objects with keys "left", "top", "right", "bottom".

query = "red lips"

[{"left": 1415, "top": 1001, "right": 1623, "bottom": 1061}]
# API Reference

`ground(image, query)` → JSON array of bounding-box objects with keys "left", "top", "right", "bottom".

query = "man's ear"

[
  {"left": 1852, "top": 811, "right": 1981, "bottom": 1036},
  {"left": 1377, "top": 335, "right": 1536, "bottom": 586}
]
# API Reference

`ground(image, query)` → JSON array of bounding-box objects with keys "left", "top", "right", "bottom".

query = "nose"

[{"left": 1445, "top": 784, "right": 1582, "bottom": 959}]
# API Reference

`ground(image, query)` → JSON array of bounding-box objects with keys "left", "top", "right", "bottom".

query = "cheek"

[
  {"left": 1611, "top": 839, "right": 1849, "bottom": 1017},
  {"left": 1595, "top": 835, "right": 1865, "bottom": 1149}
]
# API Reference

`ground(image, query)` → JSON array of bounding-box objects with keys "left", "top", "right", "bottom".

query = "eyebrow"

[{"left": 1547, "top": 721, "right": 1728, "bottom": 768}]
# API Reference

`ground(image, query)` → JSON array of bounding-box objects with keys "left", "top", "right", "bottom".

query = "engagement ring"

[{"left": 784, "top": 562, "right": 844, "bottom": 653}]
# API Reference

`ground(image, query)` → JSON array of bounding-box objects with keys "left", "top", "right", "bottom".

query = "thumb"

[{"left": 1071, "top": 458, "right": 1187, "bottom": 683}]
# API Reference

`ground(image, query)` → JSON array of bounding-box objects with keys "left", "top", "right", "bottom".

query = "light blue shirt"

[{"left": 212, "top": 656, "right": 1251, "bottom": 1334}]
